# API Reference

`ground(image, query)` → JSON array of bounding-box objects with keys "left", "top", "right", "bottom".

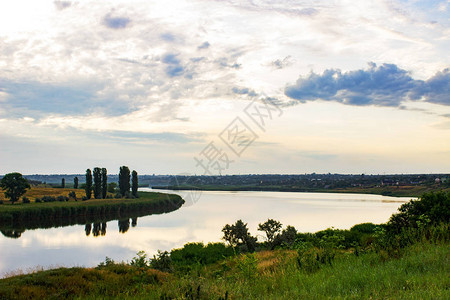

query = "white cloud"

[{"left": 0, "top": 0, "right": 448, "bottom": 173}]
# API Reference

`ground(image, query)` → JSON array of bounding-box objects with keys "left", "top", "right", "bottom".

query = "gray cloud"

[
  {"left": 162, "top": 53, "right": 186, "bottom": 77},
  {"left": 160, "top": 33, "right": 177, "bottom": 42},
  {"left": 271, "top": 56, "right": 293, "bottom": 69},
  {"left": 0, "top": 79, "right": 135, "bottom": 118},
  {"left": 198, "top": 41, "right": 210, "bottom": 49},
  {"left": 285, "top": 63, "right": 450, "bottom": 107},
  {"left": 232, "top": 87, "right": 258, "bottom": 97},
  {"left": 103, "top": 13, "right": 131, "bottom": 29},
  {"left": 54, "top": 1, "right": 72, "bottom": 10}
]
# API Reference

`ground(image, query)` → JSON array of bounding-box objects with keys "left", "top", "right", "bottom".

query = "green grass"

[{"left": 0, "top": 241, "right": 447, "bottom": 299}]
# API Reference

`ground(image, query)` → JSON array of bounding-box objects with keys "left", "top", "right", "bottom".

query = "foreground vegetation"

[{"left": 0, "top": 191, "right": 448, "bottom": 299}]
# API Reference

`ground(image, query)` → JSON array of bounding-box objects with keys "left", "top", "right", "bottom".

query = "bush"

[
  {"left": 22, "top": 197, "right": 30, "bottom": 204},
  {"left": 35, "top": 198, "right": 42, "bottom": 203},
  {"left": 170, "top": 242, "right": 234, "bottom": 267},
  {"left": 150, "top": 250, "right": 173, "bottom": 272},
  {"left": 42, "top": 196, "right": 56, "bottom": 202},
  {"left": 82, "top": 196, "right": 88, "bottom": 201},
  {"left": 130, "top": 251, "right": 149, "bottom": 268},
  {"left": 68, "top": 191, "right": 76, "bottom": 200},
  {"left": 57, "top": 195, "right": 67, "bottom": 202},
  {"left": 386, "top": 191, "right": 450, "bottom": 235},
  {"left": 0, "top": 200, "right": 3, "bottom": 205}
]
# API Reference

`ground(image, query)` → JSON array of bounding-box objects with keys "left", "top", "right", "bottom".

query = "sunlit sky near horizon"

[{"left": 0, "top": 0, "right": 449, "bottom": 175}]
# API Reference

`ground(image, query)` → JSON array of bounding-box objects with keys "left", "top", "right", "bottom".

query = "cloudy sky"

[{"left": 0, "top": 0, "right": 449, "bottom": 175}]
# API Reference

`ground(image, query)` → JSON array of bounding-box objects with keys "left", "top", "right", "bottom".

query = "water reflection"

[
  {"left": 0, "top": 197, "right": 183, "bottom": 239},
  {"left": 5, "top": 216, "right": 145, "bottom": 239},
  {"left": 0, "top": 190, "right": 412, "bottom": 277}
]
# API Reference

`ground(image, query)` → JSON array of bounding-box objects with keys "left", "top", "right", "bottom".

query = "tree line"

[
  {"left": 0, "top": 166, "right": 139, "bottom": 204},
  {"left": 84, "top": 166, "right": 138, "bottom": 200}
]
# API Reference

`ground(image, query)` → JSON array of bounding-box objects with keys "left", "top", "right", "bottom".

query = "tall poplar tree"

[
  {"left": 118, "top": 166, "right": 131, "bottom": 197},
  {"left": 85, "top": 169, "right": 92, "bottom": 199},
  {"left": 93, "top": 167, "right": 102, "bottom": 199},
  {"left": 131, "top": 170, "right": 138, "bottom": 198},
  {"left": 74, "top": 176, "right": 79, "bottom": 189},
  {"left": 101, "top": 168, "right": 107, "bottom": 199}
]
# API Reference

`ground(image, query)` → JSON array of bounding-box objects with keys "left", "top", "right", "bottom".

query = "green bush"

[
  {"left": 171, "top": 242, "right": 234, "bottom": 267},
  {"left": 22, "top": 197, "right": 30, "bottom": 204},
  {"left": 150, "top": 250, "right": 173, "bottom": 272}
]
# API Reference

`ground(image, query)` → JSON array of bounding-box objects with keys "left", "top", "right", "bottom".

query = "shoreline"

[{"left": 150, "top": 185, "right": 446, "bottom": 198}]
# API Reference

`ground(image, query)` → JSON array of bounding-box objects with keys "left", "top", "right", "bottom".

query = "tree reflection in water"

[{"left": 118, "top": 219, "right": 130, "bottom": 233}]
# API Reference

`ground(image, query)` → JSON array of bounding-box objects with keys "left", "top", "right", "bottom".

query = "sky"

[{"left": 0, "top": 0, "right": 449, "bottom": 175}]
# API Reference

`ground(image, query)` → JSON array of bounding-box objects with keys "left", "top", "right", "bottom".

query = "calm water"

[{"left": 0, "top": 189, "right": 412, "bottom": 277}]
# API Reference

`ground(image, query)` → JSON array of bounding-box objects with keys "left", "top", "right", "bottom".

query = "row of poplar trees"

[{"left": 84, "top": 166, "right": 138, "bottom": 199}]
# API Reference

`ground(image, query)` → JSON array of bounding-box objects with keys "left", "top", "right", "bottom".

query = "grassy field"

[
  {"left": 156, "top": 184, "right": 450, "bottom": 197},
  {"left": 0, "top": 187, "right": 86, "bottom": 202},
  {"left": 0, "top": 240, "right": 447, "bottom": 299},
  {"left": 0, "top": 187, "right": 180, "bottom": 208}
]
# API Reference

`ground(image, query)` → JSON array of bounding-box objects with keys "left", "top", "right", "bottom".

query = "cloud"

[
  {"left": 198, "top": 42, "right": 210, "bottom": 49},
  {"left": 0, "top": 79, "right": 135, "bottom": 118},
  {"left": 87, "top": 130, "right": 205, "bottom": 144},
  {"left": 161, "top": 53, "right": 185, "bottom": 77},
  {"left": 271, "top": 56, "right": 294, "bottom": 69},
  {"left": 162, "top": 53, "right": 181, "bottom": 65},
  {"left": 232, "top": 87, "right": 258, "bottom": 97},
  {"left": 103, "top": 13, "right": 131, "bottom": 29},
  {"left": 160, "top": 33, "right": 177, "bottom": 42},
  {"left": 54, "top": 1, "right": 72, "bottom": 10},
  {"left": 285, "top": 63, "right": 450, "bottom": 107}
]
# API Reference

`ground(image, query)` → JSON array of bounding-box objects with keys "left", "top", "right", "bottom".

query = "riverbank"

[
  {"left": 152, "top": 184, "right": 449, "bottom": 197},
  {"left": 0, "top": 188, "right": 184, "bottom": 230},
  {"left": 0, "top": 232, "right": 447, "bottom": 299}
]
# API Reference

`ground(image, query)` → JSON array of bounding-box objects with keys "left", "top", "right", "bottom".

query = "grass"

[
  {"left": 0, "top": 187, "right": 86, "bottom": 202},
  {"left": 0, "top": 187, "right": 181, "bottom": 210},
  {"left": 0, "top": 240, "right": 447, "bottom": 299}
]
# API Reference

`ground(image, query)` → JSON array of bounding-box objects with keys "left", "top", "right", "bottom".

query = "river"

[{"left": 0, "top": 189, "right": 412, "bottom": 277}]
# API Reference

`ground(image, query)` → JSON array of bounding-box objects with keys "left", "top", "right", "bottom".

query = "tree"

[
  {"left": 132, "top": 170, "right": 138, "bottom": 198},
  {"left": 101, "top": 168, "right": 107, "bottom": 199},
  {"left": 0, "top": 173, "right": 31, "bottom": 204},
  {"left": 61, "top": 178, "right": 65, "bottom": 188},
  {"left": 85, "top": 169, "right": 92, "bottom": 199},
  {"left": 93, "top": 167, "right": 102, "bottom": 199},
  {"left": 107, "top": 182, "right": 117, "bottom": 193},
  {"left": 258, "top": 219, "right": 282, "bottom": 246},
  {"left": 222, "top": 219, "right": 257, "bottom": 251},
  {"left": 74, "top": 176, "right": 79, "bottom": 189},
  {"left": 119, "top": 166, "right": 131, "bottom": 197}
]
